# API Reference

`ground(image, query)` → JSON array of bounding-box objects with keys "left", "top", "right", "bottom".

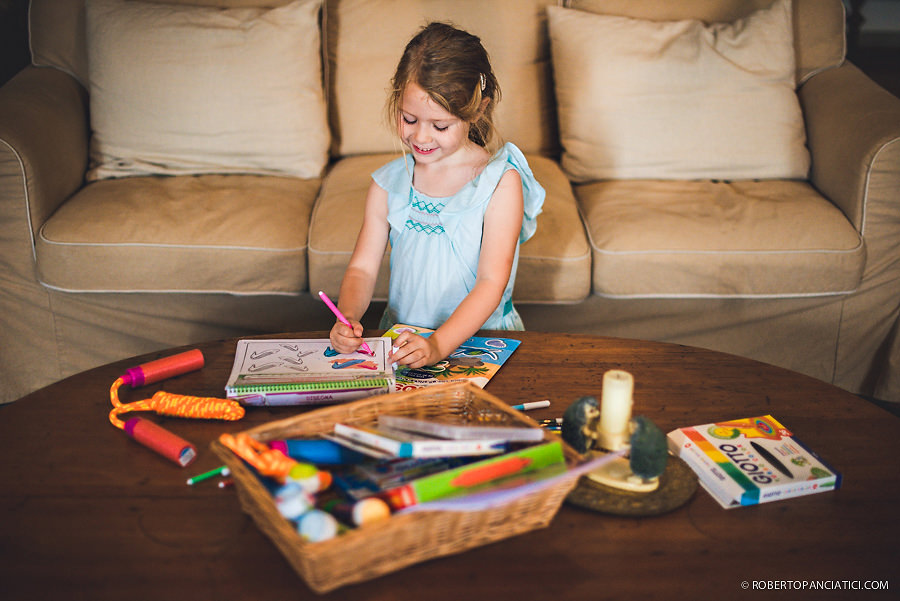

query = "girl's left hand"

[{"left": 389, "top": 332, "right": 442, "bottom": 369}]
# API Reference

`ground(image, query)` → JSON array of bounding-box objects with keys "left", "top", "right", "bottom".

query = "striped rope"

[{"left": 109, "top": 377, "right": 245, "bottom": 429}]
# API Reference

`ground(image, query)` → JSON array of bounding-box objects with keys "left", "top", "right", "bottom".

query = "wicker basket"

[{"left": 211, "top": 381, "right": 581, "bottom": 593}]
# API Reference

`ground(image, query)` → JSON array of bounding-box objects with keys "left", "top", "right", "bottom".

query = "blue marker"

[
  {"left": 269, "top": 439, "right": 367, "bottom": 465},
  {"left": 332, "top": 359, "right": 364, "bottom": 369}
]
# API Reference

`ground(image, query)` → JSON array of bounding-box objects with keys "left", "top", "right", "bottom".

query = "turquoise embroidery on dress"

[
  {"left": 405, "top": 221, "right": 446, "bottom": 235},
  {"left": 411, "top": 198, "right": 445, "bottom": 214},
  {"left": 405, "top": 192, "right": 446, "bottom": 235}
]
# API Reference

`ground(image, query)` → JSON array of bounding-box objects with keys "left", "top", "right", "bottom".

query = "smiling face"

[{"left": 398, "top": 82, "right": 471, "bottom": 164}]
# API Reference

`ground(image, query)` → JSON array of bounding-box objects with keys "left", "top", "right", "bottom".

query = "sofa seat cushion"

[
  {"left": 309, "top": 153, "right": 591, "bottom": 303},
  {"left": 36, "top": 175, "right": 320, "bottom": 294},
  {"left": 577, "top": 180, "right": 865, "bottom": 297}
]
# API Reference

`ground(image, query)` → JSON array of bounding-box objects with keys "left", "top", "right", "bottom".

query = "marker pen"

[
  {"left": 750, "top": 441, "right": 793, "bottom": 478},
  {"left": 511, "top": 400, "right": 551, "bottom": 411}
]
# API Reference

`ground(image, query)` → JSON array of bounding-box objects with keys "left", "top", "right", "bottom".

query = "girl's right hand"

[{"left": 329, "top": 320, "right": 366, "bottom": 354}]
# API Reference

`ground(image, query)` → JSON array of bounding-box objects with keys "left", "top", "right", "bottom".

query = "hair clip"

[{"left": 479, "top": 73, "right": 486, "bottom": 92}]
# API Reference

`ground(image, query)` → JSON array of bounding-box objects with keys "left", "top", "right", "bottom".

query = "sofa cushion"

[
  {"left": 308, "top": 155, "right": 393, "bottom": 299},
  {"left": 36, "top": 175, "right": 321, "bottom": 293},
  {"left": 84, "top": 0, "right": 329, "bottom": 181},
  {"left": 324, "top": 0, "right": 559, "bottom": 158},
  {"left": 548, "top": 0, "right": 811, "bottom": 182},
  {"left": 566, "top": 0, "right": 845, "bottom": 85},
  {"left": 791, "top": 0, "right": 846, "bottom": 84},
  {"left": 309, "top": 153, "right": 591, "bottom": 303},
  {"left": 29, "top": 0, "right": 90, "bottom": 86},
  {"left": 29, "top": 0, "right": 843, "bottom": 94},
  {"left": 577, "top": 180, "right": 865, "bottom": 297}
]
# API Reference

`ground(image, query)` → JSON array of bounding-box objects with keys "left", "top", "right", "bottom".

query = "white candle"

[{"left": 599, "top": 370, "right": 633, "bottom": 449}]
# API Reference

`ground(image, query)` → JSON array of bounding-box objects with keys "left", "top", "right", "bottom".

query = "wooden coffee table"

[{"left": 1, "top": 331, "right": 897, "bottom": 600}]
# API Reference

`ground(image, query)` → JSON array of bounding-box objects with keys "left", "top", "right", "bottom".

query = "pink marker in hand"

[{"left": 318, "top": 290, "right": 374, "bottom": 355}]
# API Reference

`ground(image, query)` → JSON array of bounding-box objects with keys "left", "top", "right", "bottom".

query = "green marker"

[{"left": 186, "top": 465, "right": 230, "bottom": 485}]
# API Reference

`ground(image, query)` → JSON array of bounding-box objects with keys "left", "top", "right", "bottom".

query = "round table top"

[{"left": 2, "top": 331, "right": 898, "bottom": 600}]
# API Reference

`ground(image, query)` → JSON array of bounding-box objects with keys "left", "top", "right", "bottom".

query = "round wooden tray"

[{"left": 565, "top": 453, "right": 698, "bottom": 516}]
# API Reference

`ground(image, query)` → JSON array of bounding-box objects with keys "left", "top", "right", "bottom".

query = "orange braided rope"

[
  {"left": 218, "top": 432, "right": 297, "bottom": 479},
  {"left": 109, "top": 377, "right": 245, "bottom": 429}
]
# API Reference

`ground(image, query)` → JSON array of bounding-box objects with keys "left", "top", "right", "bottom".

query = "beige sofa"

[{"left": 1, "top": 0, "right": 899, "bottom": 404}]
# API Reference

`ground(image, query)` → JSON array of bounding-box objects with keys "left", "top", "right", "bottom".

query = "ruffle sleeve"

[
  {"left": 372, "top": 143, "right": 545, "bottom": 243},
  {"left": 502, "top": 142, "right": 545, "bottom": 243},
  {"left": 372, "top": 154, "right": 413, "bottom": 196},
  {"left": 461, "top": 142, "right": 544, "bottom": 242}
]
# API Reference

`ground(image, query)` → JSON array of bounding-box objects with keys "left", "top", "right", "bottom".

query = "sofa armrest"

[
  {"left": 801, "top": 62, "right": 900, "bottom": 402},
  {"left": 799, "top": 62, "right": 900, "bottom": 234},
  {"left": 0, "top": 65, "right": 89, "bottom": 249},
  {"left": 0, "top": 66, "right": 88, "bottom": 403}
]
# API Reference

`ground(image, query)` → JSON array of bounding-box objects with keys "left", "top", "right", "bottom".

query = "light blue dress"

[{"left": 373, "top": 142, "right": 545, "bottom": 331}]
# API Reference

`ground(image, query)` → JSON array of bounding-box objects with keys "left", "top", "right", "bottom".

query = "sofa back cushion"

[
  {"left": 30, "top": 0, "right": 843, "bottom": 162},
  {"left": 30, "top": 0, "right": 842, "bottom": 91},
  {"left": 81, "top": 0, "right": 329, "bottom": 180},
  {"left": 549, "top": 0, "right": 811, "bottom": 181},
  {"left": 29, "top": 0, "right": 89, "bottom": 86},
  {"left": 324, "top": 0, "right": 560, "bottom": 158},
  {"left": 567, "top": 0, "right": 845, "bottom": 85},
  {"left": 29, "top": 0, "right": 301, "bottom": 87}
]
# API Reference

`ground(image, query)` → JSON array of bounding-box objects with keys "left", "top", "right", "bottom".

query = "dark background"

[{"left": 0, "top": 0, "right": 28, "bottom": 87}]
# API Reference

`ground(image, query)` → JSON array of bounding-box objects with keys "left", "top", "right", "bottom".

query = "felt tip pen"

[
  {"left": 317, "top": 290, "right": 373, "bottom": 356},
  {"left": 186, "top": 465, "right": 231, "bottom": 485},
  {"left": 269, "top": 439, "right": 367, "bottom": 465},
  {"left": 750, "top": 441, "right": 793, "bottom": 478},
  {"left": 511, "top": 400, "right": 551, "bottom": 411},
  {"left": 120, "top": 348, "right": 205, "bottom": 388}
]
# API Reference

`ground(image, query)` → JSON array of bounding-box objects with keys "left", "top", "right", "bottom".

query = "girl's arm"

[
  {"left": 391, "top": 169, "right": 524, "bottom": 368},
  {"left": 329, "top": 180, "right": 390, "bottom": 353}
]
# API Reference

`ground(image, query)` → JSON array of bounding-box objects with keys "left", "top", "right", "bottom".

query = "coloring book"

[{"left": 383, "top": 324, "right": 520, "bottom": 391}]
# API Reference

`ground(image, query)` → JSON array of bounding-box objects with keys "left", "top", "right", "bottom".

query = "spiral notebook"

[{"left": 225, "top": 338, "right": 395, "bottom": 406}]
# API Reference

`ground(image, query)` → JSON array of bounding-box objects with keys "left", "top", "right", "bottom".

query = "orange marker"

[{"left": 450, "top": 457, "right": 532, "bottom": 488}]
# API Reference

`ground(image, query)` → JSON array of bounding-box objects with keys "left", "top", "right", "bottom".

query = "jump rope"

[
  {"left": 108, "top": 348, "right": 327, "bottom": 497},
  {"left": 109, "top": 349, "right": 245, "bottom": 466}
]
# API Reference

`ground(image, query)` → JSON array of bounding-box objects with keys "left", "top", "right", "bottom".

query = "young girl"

[{"left": 328, "top": 22, "right": 545, "bottom": 369}]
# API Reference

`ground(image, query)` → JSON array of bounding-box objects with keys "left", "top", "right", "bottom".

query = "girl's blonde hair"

[{"left": 386, "top": 22, "right": 502, "bottom": 154}]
